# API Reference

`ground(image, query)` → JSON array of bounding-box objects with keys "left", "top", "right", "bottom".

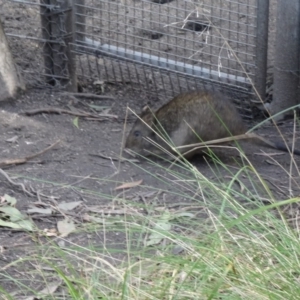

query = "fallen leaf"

[
  {"left": 43, "top": 228, "right": 58, "bottom": 237},
  {"left": 173, "top": 212, "right": 195, "bottom": 218},
  {"left": 115, "top": 180, "right": 143, "bottom": 190},
  {"left": 146, "top": 222, "right": 171, "bottom": 246},
  {"left": 145, "top": 210, "right": 172, "bottom": 246},
  {"left": 6, "top": 136, "right": 18, "bottom": 143},
  {"left": 23, "top": 296, "right": 35, "bottom": 300},
  {"left": 27, "top": 208, "right": 52, "bottom": 215},
  {"left": 0, "top": 219, "right": 35, "bottom": 231},
  {"left": 266, "top": 159, "right": 277, "bottom": 165},
  {"left": 38, "top": 280, "right": 62, "bottom": 297},
  {"left": 0, "top": 206, "right": 25, "bottom": 222},
  {"left": 73, "top": 117, "right": 79, "bottom": 128},
  {"left": 2, "top": 194, "right": 17, "bottom": 206},
  {"left": 58, "top": 201, "right": 82, "bottom": 211},
  {"left": 172, "top": 245, "right": 185, "bottom": 255},
  {"left": 93, "top": 79, "right": 105, "bottom": 85},
  {"left": 57, "top": 219, "right": 76, "bottom": 237},
  {"left": 0, "top": 201, "right": 36, "bottom": 231},
  {"left": 83, "top": 213, "right": 105, "bottom": 224},
  {"left": 57, "top": 240, "right": 66, "bottom": 248}
]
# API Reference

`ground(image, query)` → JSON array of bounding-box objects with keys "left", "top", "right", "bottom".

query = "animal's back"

[
  {"left": 154, "top": 90, "right": 246, "bottom": 147},
  {"left": 125, "top": 89, "right": 247, "bottom": 157}
]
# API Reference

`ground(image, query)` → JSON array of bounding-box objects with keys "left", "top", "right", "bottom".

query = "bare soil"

[
  {"left": 0, "top": 86, "right": 299, "bottom": 295},
  {"left": 1, "top": 0, "right": 299, "bottom": 296}
]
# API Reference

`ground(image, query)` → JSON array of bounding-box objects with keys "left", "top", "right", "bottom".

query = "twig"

[
  {"left": 86, "top": 207, "right": 141, "bottom": 216},
  {"left": 61, "top": 92, "right": 115, "bottom": 100},
  {"left": 89, "top": 153, "right": 139, "bottom": 163},
  {"left": 0, "top": 168, "right": 34, "bottom": 196},
  {"left": 0, "top": 140, "right": 60, "bottom": 167},
  {"left": 22, "top": 107, "right": 118, "bottom": 120},
  {"left": 86, "top": 113, "right": 118, "bottom": 119},
  {"left": 22, "top": 107, "right": 91, "bottom": 117},
  {"left": 22, "top": 108, "right": 95, "bottom": 117},
  {"left": 30, "top": 187, "right": 60, "bottom": 201},
  {"left": 262, "top": 177, "right": 287, "bottom": 196},
  {"left": 55, "top": 173, "right": 93, "bottom": 192}
]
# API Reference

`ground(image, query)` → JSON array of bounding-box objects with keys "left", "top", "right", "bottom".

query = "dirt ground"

[
  {"left": 0, "top": 86, "right": 299, "bottom": 294},
  {"left": 1, "top": 0, "right": 299, "bottom": 295}
]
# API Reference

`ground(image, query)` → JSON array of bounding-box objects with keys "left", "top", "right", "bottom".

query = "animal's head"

[{"left": 124, "top": 106, "right": 158, "bottom": 157}]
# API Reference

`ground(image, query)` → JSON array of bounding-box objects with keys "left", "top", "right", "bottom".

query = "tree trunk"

[{"left": 0, "top": 18, "right": 25, "bottom": 101}]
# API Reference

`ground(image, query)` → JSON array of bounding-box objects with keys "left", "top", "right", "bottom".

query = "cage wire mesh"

[
  {"left": 1, "top": 0, "right": 74, "bottom": 89},
  {"left": 1, "top": 0, "right": 259, "bottom": 116},
  {"left": 0, "top": 0, "right": 46, "bottom": 87},
  {"left": 75, "top": 1, "right": 257, "bottom": 90}
]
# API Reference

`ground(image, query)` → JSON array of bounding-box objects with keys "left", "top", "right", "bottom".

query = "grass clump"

[{"left": 1, "top": 146, "right": 300, "bottom": 300}]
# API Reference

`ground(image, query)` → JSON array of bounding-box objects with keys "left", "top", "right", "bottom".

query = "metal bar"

[
  {"left": 254, "top": 0, "right": 269, "bottom": 100},
  {"left": 270, "top": 0, "right": 300, "bottom": 116},
  {"left": 81, "top": 39, "right": 251, "bottom": 86}
]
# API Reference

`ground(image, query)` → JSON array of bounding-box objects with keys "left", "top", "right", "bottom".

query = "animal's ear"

[
  {"left": 139, "top": 106, "right": 154, "bottom": 125},
  {"left": 141, "top": 105, "right": 151, "bottom": 115}
]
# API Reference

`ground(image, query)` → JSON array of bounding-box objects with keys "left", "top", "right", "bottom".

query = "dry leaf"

[
  {"left": 145, "top": 210, "right": 172, "bottom": 247},
  {"left": 23, "top": 296, "right": 35, "bottom": 300},
  {"left": 43, "top": 228, "right": 58, "bottom": 237},
  {"left": 266, "top": 159, "right": 278, "bottom": 165},
  {"left": 27, "top": 208, "right": 52, "bottom": 215},
  {"left": 6, "top": 136, "right": 18, "bottom": 143},
  {"left": 1, "top": 194, "right": 17, "bottom": 206},
  {"left": 115, "top": 179, "right": 143, "bottom": 190},
  {"left": 0, "top": 206, "right": 36, "bottom": 231},
  {"left": 57, "top": 219, "right": 76, "bottom": 237},
  {"left": 83, "top": 213, "right": 105, "bottom": 224},
  {"left": 58, "top": 201, "right": 82, "bottom": 211},
  {"left": 39, "top": 280, "right": 62, "bottom": 297}
]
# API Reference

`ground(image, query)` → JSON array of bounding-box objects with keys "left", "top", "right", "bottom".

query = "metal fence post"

[
  {"left": 40, "top": 0, "right": 77, "bottom": 91},
  {"left": 255, "top": 0, "right": 269, "bottom": 102},
  {"left": 269, "top": 0, "right": 300, "bottom": 117}
]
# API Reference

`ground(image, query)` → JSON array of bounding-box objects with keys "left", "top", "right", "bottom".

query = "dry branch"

[
  {"left": 21, "top": 107, "right": 118, "bottom": 119},
  {"left": 61, "top": 92, "right": 115, "bottom": 100},
  {"left": 0, "top": 140, "right": 60, "bottom": 167}
]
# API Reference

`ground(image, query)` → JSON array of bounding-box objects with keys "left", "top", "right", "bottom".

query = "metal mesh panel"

[
  {"left": 75, "top": 0, "right": 257, "bottom": 93},
  {"left": 1, "top": 0, "right": 260, "bottom": 102},
  {"left": 1, "top": 0, "right": 73, "bottom": 89},
  {"left": 1, "top": 0, "right": 46, "bottom": 87}
]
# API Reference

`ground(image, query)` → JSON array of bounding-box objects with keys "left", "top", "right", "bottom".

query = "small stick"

[
  {"left": 22, "top": 108, "right": 118, "bottom": 120},
  {"left": 0, "top": 140, "right": 60, "bottom": 167},
  {"left": 86, "top": 113, "right": 118, "bottom": 119},
  {"left": 89, "top": 153, "right": 139, "bottom": 163},
  {"left": 61, "top": 92, "right": 115, "bottom": 100},
  {"left": 0, "top": 168, "right": 34, "bottom": 196},
  {"left": 22, "top": 108, "right": 95, "bottom": 117}
]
